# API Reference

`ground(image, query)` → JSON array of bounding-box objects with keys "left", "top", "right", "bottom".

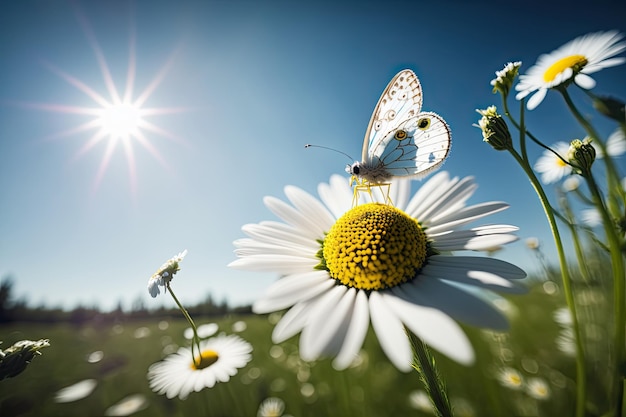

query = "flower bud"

[
  {"left": 476, "top": 106, "right": 513, "bottom": 151},
  {"left": 567, "top": 138, "right": 596, "bottom": 174},
  {"left": 0, "top": 339, "right": 50, "bottom": 380},
  {"left": 490, "top": 62, "right": 522, "bottom": 98}
]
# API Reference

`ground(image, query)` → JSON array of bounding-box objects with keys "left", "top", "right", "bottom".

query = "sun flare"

[
  {"left": 97, "top": 102, "right": 143, "bottom": 139},
  {"left": 21, "top": 10, "right": 187, "bottom": 198}
]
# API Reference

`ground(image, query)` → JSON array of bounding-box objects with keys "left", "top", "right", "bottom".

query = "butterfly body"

[{"left": 346, "top": 69, "right": 451, "bottom": 185}]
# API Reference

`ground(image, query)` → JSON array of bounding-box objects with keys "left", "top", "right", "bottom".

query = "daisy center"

[
  {"left": 191, "top": 350, "right": 219, "bottom": 370},
  {"left": 321, "top": 203, "right": 427, "bottom": 290},
  {"left": 543, "top": 54, "right": 588, "bottom": 82}
]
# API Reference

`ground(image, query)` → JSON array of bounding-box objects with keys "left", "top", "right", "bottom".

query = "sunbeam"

[{"left": 18, "top": 6, "right": 187, "bottom": 199}]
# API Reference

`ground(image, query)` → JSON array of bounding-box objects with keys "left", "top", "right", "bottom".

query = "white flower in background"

[
  {"left": 562, "top": 176, "right": 580, "bottom": 192},
  {"left": 581, "top": 208, "right": 602, "bottom": 227},
  {"left": 230, "top": 173, "right": 525, "bottom": 371},
  {"left": 232, "top": 321, "right": 248, "bottom": 333},
  {"left": 534, "top": 142, "right": 572, "bottom": 184},
  {"left": 525, "top": 237, "right": 540, "bottom": 250},
  {"left": 54, "top": 379, "right": 98, "bottom": 403},
  {"left": 147, "top": 250, "right": 187, "bottom": 297},
  {"left": 553, "top": 307, "right": 573, "bottom": 326},
  {"left": 516, "top": 31, "right": 626, "bottom": 110},
  {"left": 526, "top": 377, "right": 551, "bottom": 400},
  {"left": 594, "top": 128, "right": 626, "bottom": 158},
  {"left": 497, "top": 367, "right": 524, "bottom": 390},
  {"left": 257, "top": 397, "right": 291, "bottom": 417},
  {"left": 408, "top": 390, "right": 435, "bottom": 413},
  {"left": 104, "top": 394, "right": 148, "bottom": 416},
  {"left": 184, "top": 323, "right": 219, "bottom": 339},
  {"left": 147, "top": 334, "right": 252, "bottom": 400}
]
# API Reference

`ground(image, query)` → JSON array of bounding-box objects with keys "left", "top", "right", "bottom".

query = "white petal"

[
  {"left": 527, "top": 89, "right": 547, "bottom": 110},
  {"left": 427, "top": 202, "right": 509, "bottom": 233},
  {"left": 369, "top": 291, "right": 413, "bottom": 372},
  {"left": 263, "top": 196, "right": 323, "bottom": 239},
  {"left": 271, "top": 301, "right": 313, "bottom": 342},
  {"left": 252, "top": 271, "right": 333, "bottom": 313},
  {"left": 397, "top": 278, "right": 509, "bottom": 330},
  {"left": 284, "top": 185, "right": 336, "bottom": 234},
  {"left": 433, "top": 226, "right": 519, "bottom": 251},
  {"left": 389, "top": 178, "right": 412, "bottom": 209},
  {"left": 300, "top": 285, "right": 353, "bottom": 361},
  {"left": 574, "top": 73, "right": 596, "bottom": 89},
  {"left": 382, "top": 289, "right": 475, "bottom": 365},
  {"left": 228, "top": 254, "right": 317, "bottom": 274},
  {"left": 333, "top": 289, "right": 370, "bottom": 370},
  {"left": 427, "top": 255, "right": 526, "bottom": 279},
  {"left": 318, "top": 175, "right": 352, "bottom": 218},
  {"left": 241, "top": 222, "right": 318, "bottom": 250}
]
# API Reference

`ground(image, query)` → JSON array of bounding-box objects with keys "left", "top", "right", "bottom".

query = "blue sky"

[{"left": 1, "top": 0, "right": 625, "bottom": 311}]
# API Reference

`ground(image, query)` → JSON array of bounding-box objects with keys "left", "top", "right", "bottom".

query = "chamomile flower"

[
  {"left": 497, "top": 367, "right": 524, "bottom": 390},
  {"left": 594, "top": 128, "right": 626, "bottom": 158},
  {"left": 230, "top": 173, "right": 526, "bottom": 371},
  {"left": 147, "top": 334, "right": 252, "bottom": 400},
  {"left": 104, "top": 394, "right": 148, "bottom": 416},
  {"left": 526, "top": 377, "right": 551, "bottom": 400},
  {"left": 516, "top": 30, "right": 626, "bottom": 110},
  {"left": 54, "top": 379, "right": 98, "bottom": 403},
  {"left": 534, "top": 142, "right": 572, "bottom": 184},
  {"left": 491, "top": 61, "right": 522, "bottom": 97},
  {"left": 257, "top": 397, "right": 290, "bottom": 417},
  {"left": 147, "top": 250, "right": 187, "bottom": 298}
]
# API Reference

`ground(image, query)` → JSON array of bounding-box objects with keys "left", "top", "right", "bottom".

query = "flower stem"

[
  {"left": 407, "top": 330, "right": 454, "bottom": 417},
  {"left": 166, "top": 282, "right": 202, "bottom": 367},
  {"left": 500, "top": 98, "right": 587, "bottom": 416},
  {"left": 582, "top": 170, "right": 626, "bottom": 414},
  {"left": 559, "top": 88, "right": 624, "bottom": 219}
]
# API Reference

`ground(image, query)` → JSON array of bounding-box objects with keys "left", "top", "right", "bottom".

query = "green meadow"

[{"left": 0, "top": 277, "right": 615, "bottom": 417}]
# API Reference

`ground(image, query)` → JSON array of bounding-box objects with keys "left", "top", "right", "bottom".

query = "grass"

[{"left": 0, "top": 278, "right": 616, "bottom": 417}]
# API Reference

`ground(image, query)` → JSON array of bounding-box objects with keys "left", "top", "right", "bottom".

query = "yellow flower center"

[
  {"left": 321, "top": 203, "right": 427, "bottom": 290},
  {"left": 191, "top": 349, "right": 219, "bottom": 370},
  {"left": 543, "top": 54, "right": 588, "bottom": 82}
]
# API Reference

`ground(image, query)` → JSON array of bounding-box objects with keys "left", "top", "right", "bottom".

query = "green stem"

[
  {"left": 557, "top": 192, "right": 591, "bottom": 282},
  {"left": 166, "top": 282, "right": 202, "bottom": 367},
  {"left": 407, "top": 330, "right": 454, "bottom": 417},
  {"left": 583, "top": 171, "right": 626, "bottom": 414},
  {"left": 559, "top": 88, "right": 624, "bottom": 220},
  {"left": 502, "top": 97, "right": 570, "bottom": 166},
  {"left": 507, "top": 144, "right": 588, "bottom": 417}
]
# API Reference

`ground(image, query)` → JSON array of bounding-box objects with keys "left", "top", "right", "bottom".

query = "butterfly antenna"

[{"left": 305, "top": 144, "right": 353, "bottom": 161}]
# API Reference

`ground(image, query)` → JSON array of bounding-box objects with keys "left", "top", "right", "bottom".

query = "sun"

[
  {"left": 20, "top": 8, "right": 187, "bottom": 198},
  {"left": 97, "top": 102, "right": 143, "bottom": 139}
]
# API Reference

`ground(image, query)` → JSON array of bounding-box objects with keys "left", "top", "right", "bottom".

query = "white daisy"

[
  {"left": 497, "top": 367, "right": 524, "bottom": 390},
  {"left": 147, "top": 250, "right": 187, "bottom": 298},
  {"left": 147, "top": 334, "right": 252, "bottom": 400},
  {"left": 534, "top": 142, "right": 572, "bottom": 184},
  {"left": 229, "top": 172, "right": 526, "bottom": 371},
  {"left": 257, "top": 397, "right": 288, "bottom": 417},
  {"left": 184, "top": 323, "right": 219, "bottom": 339},
  {"left": 562, "top": 176, "right": 580, "bottom": 192},
  {"left": 594, "top": 128, "right": 626, "bottom": 158},
  {"left": 54, "top": 379, "right": 98, "bottom": 403},
  {"left": 515, "top": 30, "right": 626, "bottom": 110},
  {"left": 524, "top": 237, "right": 540, "bottom": 250},
  {"left": 526, "top": 377, "right": 551, "bottom": 400},
  {"left": 104, "top": 394, "right": 148, "bottom": 416},
  {"left": 581, "top": 208, "right": 602, "bottom": 227},
  {"left": 490, "top": 61, "right": 522, "bottom": 96}
]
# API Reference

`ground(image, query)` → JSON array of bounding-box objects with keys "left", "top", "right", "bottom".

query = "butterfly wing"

[
  {"left": 367, "top": 112, "right": 451, "bottom": 178},
  {"left": 361, "top": 69, "right": 423, "bottom": 161}
]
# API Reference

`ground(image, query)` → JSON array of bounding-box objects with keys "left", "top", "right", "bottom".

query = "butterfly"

[{"left": 346, "top": 69, "right": 451, "bottom": 189}]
